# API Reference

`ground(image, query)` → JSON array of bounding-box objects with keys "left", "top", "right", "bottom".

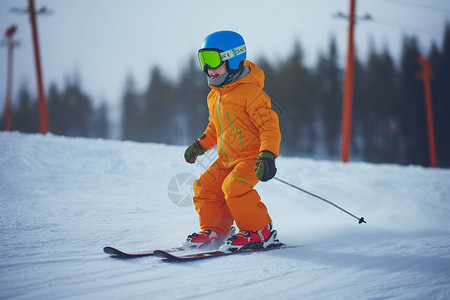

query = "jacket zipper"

[{"left": 217, "top": 95, "right": 231, "bottom": 167}]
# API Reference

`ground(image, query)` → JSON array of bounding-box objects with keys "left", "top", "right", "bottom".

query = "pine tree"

[
  {"left": 48, "top": 82, "right": 67, "bottom": 135},
  {"left": 144, "top": 66, "right": 173, "bottom": 143},
  {"left": 315, "top": 36, "right": 342, "bottom": 157},
  {"left": 122, "top": 73, "right": 144, "bottom": 141},
  {"left": 92, "top": 101, "right": 109, "bottom": 139},
  {"left": 358, "top": 45, "right": 400, "bottom": 163},
  {"left": 277, "top": 40, "right": 316, "bottom": 155},
  {"left": 398, "top": 36, "right": 427, "bottom": 165},
  {"left": 61, "top": 72, "right": 93, "bottom": 137},
  {"left": 429, "top": 24, "right": 450, "bottom": 167},
  {"left": 14, "top": 84, "right": 39, "bottom": 133}
]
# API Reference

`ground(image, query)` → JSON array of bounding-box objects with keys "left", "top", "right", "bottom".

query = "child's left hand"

[{"left": 254, "top": 151, "right": 277, "bottom": 182}]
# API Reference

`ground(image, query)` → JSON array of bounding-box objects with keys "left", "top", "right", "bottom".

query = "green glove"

[
  {"left": 184, "top": 140, "right": 206, "bottom": 164},
  {"left": 254, "top": 150, "right": 277, "bottom": 182}
]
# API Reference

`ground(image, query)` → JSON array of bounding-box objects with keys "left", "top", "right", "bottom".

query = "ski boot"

[
  {"left": 181, "top": 226, "right": 236, "bottom": 250},
  {"left": 219, "top": 223, "right": 284, "bottom": 252}
]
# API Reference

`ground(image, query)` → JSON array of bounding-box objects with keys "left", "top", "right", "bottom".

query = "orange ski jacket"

[{"left": 198, "top": 60, "right": 281, "bottom": 168}]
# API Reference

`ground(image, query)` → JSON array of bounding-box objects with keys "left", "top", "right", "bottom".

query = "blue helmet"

[{"left": 199, "top": 30, "right": 247, "bottom": 71}]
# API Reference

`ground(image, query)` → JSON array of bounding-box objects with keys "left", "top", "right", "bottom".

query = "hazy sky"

[{"left": 1, "top": 0, "right": 449, "bottom": 117}]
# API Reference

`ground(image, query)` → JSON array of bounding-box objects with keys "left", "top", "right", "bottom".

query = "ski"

[
  {"left": 103, "top": 246, "right": 185, "bottom": 258},
  {"left": 104, "top": 227, "right": 238, "bottom": 258},
  {"left": 153, "top": 245, "right": 303, "bottom": 261}
]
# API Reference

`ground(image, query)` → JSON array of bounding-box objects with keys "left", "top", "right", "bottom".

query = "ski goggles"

[{"left": 198, "top": 44, "right": 246, "bottom": 71}]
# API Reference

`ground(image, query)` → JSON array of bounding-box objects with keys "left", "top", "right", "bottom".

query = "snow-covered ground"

[{"left": 1, "top": 132, "right": 449, "bottom": 299}]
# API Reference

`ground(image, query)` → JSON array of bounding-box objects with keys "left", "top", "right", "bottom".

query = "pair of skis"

[{"left": 103, "top": 244, "right": 301, "bottom": 262}]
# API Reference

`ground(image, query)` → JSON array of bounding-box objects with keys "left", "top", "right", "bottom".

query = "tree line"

[
  {"left": 2, "top": 25, "right": 449, "bottom": 167},
  {"left": 4, "top": 72, "right": 109, "bottom": 139}
]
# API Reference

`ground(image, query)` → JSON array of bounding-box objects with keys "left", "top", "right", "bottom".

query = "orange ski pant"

[{"left": 193, "top": 158, "right": 272, "bottom": 235}]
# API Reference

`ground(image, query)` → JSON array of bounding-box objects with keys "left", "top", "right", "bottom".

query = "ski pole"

[{"left": 273, "top": 177, "right": 366, "bottom": 224}]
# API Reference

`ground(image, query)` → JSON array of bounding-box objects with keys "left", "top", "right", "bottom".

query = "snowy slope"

[{"left": 1, "top": 132, "right": 449, "bottom": 300}]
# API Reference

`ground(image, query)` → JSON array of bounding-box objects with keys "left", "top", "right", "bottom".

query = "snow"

[{"left": 1, "top": 131, "right": 450, "bottom": 299}]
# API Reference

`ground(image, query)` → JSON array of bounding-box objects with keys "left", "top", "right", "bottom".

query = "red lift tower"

[
  {"left": 416, "top": 54, "right": 437, "bottom": 168},
  {"left": 2, "top": 25, "right": 19, "bottom": 131},
  {"left": 28, "top": 0, "right": 50, "bottom": 134}
]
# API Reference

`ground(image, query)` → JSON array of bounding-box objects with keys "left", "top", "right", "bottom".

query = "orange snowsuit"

[{"left": 194, "top": 60, "right": 281, "bottom": 235}]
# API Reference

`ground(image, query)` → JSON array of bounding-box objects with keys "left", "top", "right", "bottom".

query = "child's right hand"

[{"left": 184, "top": 140, "right": 206, "bottom": 164}]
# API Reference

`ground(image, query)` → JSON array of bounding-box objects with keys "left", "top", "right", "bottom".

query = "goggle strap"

[{"left": 220, "top": 44, "right": 246, "bottom": 61}]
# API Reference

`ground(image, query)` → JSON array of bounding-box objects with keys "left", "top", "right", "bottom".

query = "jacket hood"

[{"left": 239, "top": 60, "right": 265, "bottom": 89}]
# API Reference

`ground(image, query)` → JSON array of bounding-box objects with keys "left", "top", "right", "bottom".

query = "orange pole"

[
  {"left": 28, "top": 0, "right": 50, "bottom": 134},
  {"left": 4, "top": 37, "right": 13, "bottom": 131},
  {"left": 340, "top": 0, "right": 356, "bottom": 162},
  {"left": 4, "top": 25, "right": 17, "bottom": 131},
  {"left": 416, "top": 55, "right": 437, "bottom": 168}
]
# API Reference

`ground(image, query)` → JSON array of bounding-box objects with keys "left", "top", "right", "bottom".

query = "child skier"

[{"left": 183, "top": 30, "right": 281, "bottom": 252}]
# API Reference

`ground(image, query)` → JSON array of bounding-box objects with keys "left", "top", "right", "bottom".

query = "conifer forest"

[{"left": 2, "top": 26, "right": 450, "bottom": 168}]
